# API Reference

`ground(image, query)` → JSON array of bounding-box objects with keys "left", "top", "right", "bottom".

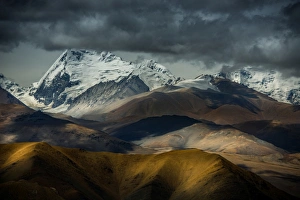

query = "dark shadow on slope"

[
  {"left": 236, "top": 164, "right": 252, "bottom": 171},
  {"left": 256, "top": 170, "right": 300, "bottom": 183},
  {"left": 14, "top": 110, "right": 67, "bottom": 125},
  {"left": 233, "top": 120, "right": 300, "bottom": 153},
  {"left": 110, "top": 115, "right": 202, "bottom": 141},
  {"left": 189, "top": 87, "right": 261, "bottom": 114},
  {"left": 293, "top": 105, "right": 300, "bottom": 112},
  {"left": 125, "top": 175, "right": 173, "bottom": 200},
  {"left": 211, "top": 78, "right": 260, "bottom": 98},
  {"left": 0, "top": 108, "right": 140, "bottom": 153}
]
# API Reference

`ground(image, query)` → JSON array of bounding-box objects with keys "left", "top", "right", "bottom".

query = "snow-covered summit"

[
  {"left": 37, "top": 49, "right": 133, "bottom": 90},
  {"left": 221, "top": 67, "right": 300, "bottom": 105},
  {"left": 134, "top": 59, "right": 182, "bottom": 90},
  {"left": 33, "top": 49, "right": 180, "bottom": 114}
]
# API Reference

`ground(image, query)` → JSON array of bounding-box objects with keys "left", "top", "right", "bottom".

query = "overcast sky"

[{"left": 0, "top": 0, "right": 299, "bottom": 86}]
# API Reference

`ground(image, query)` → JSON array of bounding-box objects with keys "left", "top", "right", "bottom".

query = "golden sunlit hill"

[{"left": 0, "top": 142, "right": 297, "bottom": 200}]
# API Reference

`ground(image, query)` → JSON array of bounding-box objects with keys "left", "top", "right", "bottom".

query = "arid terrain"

[{"left": 0, "top": 142, "right": 297, "bottom": 200}]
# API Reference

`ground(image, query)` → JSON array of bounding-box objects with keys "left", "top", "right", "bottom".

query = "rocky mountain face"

[
  {"left": 64, "top": 75, "right": 151, "bottom": 117},
  {"left": 220, "top": 67, "right": 300, "bottom": 105}
]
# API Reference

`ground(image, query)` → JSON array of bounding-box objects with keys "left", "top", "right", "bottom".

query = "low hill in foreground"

[{"left": 0, "top": 142, "right": 297, "bottom": 200}]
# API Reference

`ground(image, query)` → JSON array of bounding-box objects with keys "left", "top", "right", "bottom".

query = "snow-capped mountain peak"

[
  {"left": 30, "top": 49, "right": 181, "bottom": 115},
  {"left": 134, "top": 59, "right": 181, "bottom": 90},
  {"left": 222, "top": 67, "right": 300, "bottom": 105},
  {"left": 0, "top": 73, "right": 25, "bottom": 97},
  {"left": 37, "top": 49, "right": 131, "bottom": 88}
]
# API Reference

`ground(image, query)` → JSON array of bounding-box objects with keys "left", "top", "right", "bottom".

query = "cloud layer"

[{"left": 1, "top": 0, "right": 299, "bottom": 75}]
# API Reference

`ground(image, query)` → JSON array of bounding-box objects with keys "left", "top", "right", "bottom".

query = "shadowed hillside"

[
  {"left": 110, "top": 115, "right": 286, "bottom": 157},
  {"left": 0, "top": 142, "right": 297, "bottom": 200},
  {"left": 233, "top": 120, "right": 300, "bottom": 152},
  {"left": 0, "top": 104, "right": 149, "bottom": 153},
  {"left": 110, "top": 115, "right": 200, "bottom": 141},
  {"left": 77, "top": 79, "right": 300, "bottom": 155},
  {"left": 0, "top": 87, "right": 24, "bottom": 105}
]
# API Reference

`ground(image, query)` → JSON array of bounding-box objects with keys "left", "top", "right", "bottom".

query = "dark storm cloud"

[
  {"left": 283, "top": 1, "right": 300, "bottom": 34},
  {"left": 0, "top": 0, "right": 299, "bottom": 75}
]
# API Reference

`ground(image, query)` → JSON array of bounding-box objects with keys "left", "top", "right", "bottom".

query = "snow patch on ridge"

[
  {"left": 134, "top": 60, "right": 181, "bottom": 90},
  {"left": 176, "top": 75, "right": 219, "bottom": 91}
]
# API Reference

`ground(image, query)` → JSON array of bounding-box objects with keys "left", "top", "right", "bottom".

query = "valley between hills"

[{"left": 1, "top": 49, "right": 300, "bottom": 199}]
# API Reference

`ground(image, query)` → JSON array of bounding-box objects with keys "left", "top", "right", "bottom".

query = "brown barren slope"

[
  {"left": 0, "top": 142, "right": 297, "bottom": 200},
  {"left": 82, "top": 84, "right": 300, "bottom": 131},
  {"left": 0, "top": 104, "right": 149, "bottom": 153}
]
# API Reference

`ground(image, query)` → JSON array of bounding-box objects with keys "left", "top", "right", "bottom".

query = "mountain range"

[
  {"left": 1, "top": 49, "right": 181, "bottom": 115},
  {"left": 1, "top": 49, "right": 300, "bottom": 116},
  {"left": 1, "top": 49, "right": 300, "bottom": 199}
]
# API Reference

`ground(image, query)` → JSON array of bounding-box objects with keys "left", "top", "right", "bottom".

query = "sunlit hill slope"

[{"left": 0, "top": 142, "right": 296, "bottom": 200}]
